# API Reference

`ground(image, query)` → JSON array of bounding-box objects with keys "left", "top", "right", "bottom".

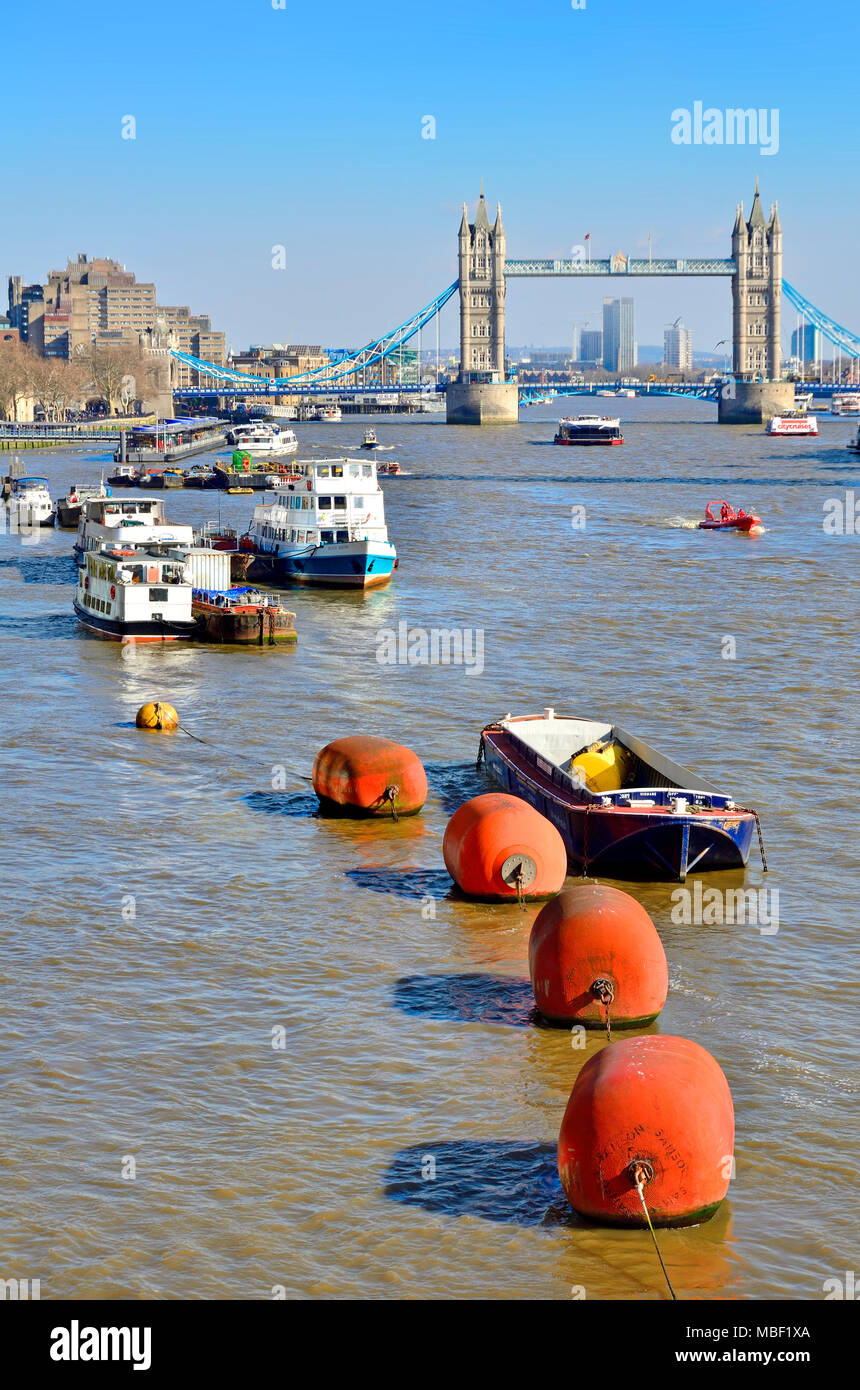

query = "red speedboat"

[{"left": 698, "top": 501, "right": 761, "bottom": 533}]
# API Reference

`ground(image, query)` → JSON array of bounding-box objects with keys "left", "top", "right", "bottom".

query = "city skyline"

[{"left": 2, "top": 0, "right": 858, "bottom": 357}]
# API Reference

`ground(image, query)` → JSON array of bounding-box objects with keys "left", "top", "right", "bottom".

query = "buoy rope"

[
  {"left": 173, "top": 724, "right": 313, "bottom": 784},
  {"left": 629, "top": 1160, "right": 677, "bottom": 1301},
  {"left": 513, "top": 865, "right": 526, "bottom": 911},
  {"left": 590, "top": 977, "right": 614, "bottom": 1043},
  {"left": 581, "top": 806, "right": 591, "bottom": 876}
]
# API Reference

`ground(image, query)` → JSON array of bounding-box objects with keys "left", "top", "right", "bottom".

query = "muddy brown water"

[{"left": 1, "top": 400, "right": 857, "bottom": 1299}]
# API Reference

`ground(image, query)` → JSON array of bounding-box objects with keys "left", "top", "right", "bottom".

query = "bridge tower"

[
  {"left": 720, "top": 179, "right": 794, "bottom": 423},
  {"left": 447, "top": 187, "right": 519, "bottom": 424}
]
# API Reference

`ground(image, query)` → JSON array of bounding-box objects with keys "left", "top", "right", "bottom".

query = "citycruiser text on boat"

[
  {"left": 478, "top": 709, "right": 760, "bottom": 880},
  {"left": 246, "top": 457, "right": 396, "bottom": 588}
]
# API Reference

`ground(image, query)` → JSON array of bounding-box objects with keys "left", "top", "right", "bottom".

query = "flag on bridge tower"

[{"left": 584, "top": 232, "right": 590, "bottom": 263}]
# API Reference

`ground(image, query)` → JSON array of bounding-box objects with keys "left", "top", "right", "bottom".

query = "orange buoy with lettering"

[
  {"left": 529, "top": 883, "right": 668, "bottom": 1028},
  {"left": 558, "top": 1035, "right": 734, "bottom": 1227},
  {"left": 135, "top": 700, "right": 178, "bottom": 731},
  {"left": 312, "top": 735, "right": 427, "bottom": 818},
  {"left": 443, "top": 792, "right": 567, "bottom": 901}
]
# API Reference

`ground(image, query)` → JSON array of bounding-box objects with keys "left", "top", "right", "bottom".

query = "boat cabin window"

[
  {"left": 317, "top": 465, "right": 330, "bottom": 478},
  {"left": 352, "top": 496, "right": 364, "bottom": 509},
  {"left": 336, "top": 529, "right": 348, "bottom": 542},
  {"left": 362, "top": 465, "right": 372, "bottom": 478},
  {"left": 331, "top": 465, "right": 343, "bottom": 478},
  {"left": 318, "top": 495, "right": 332, "bottom": 509},
  {"left": 149, "top": 588, "right": 168, "bottom": 603},
  {"left": 333, "top": 496, "right": 346, "bottom": 510},
  {"left": 321, "top": 530, "right": 334, "bottom": 543}
]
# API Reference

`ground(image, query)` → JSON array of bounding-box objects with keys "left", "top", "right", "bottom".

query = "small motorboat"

[
  {"left": 698, "top": 501, "right": 762, "bottom": 533},
  {"left": 377, "top": 460, "right": 402, "bottom": 475},
  {"left": 4, "top": 475, "right": 56, "bottom": 528},
  {"left": 478, "top": 709, "right": 761, "bottom": 881},
  {"left": 107, "top": 463, "right": 141, "bottom": 487},
  {"left": 360, "top": 429, "right": 394, "bottom": 451},
  {"left": 56, "top": 480, "right": 111, "bottom": 529}
]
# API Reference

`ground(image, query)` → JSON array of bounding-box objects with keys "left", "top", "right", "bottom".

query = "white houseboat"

[
  {"left": 74, "top": 547, "right": 196, "bottom": 641},
  {"left": 228, "top": 423, "right": 298, "bottom": 456},
  {"left": 247, "top": 456, "right": 396, "bottom": 588},
  {"left": 74, "top": 497, "right": 194, "bottom": 563}
]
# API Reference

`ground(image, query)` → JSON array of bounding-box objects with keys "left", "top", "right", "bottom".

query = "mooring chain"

[
  {"left": 590, "top": 977, "right": 615, "bottom": 1043},
  {"left": 383, "top": 784, "right": 400, "bottom": 822}
]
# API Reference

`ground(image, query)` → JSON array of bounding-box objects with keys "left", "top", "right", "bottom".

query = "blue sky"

[{"left": 3, "top": 0, "right": 858, "bottom": 356}]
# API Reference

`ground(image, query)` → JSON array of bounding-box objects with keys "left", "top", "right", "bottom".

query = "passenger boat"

[
  {"left": 697, "top": 501, "right": 762, "bottom": 533},
  {"left": 766, "top": 412, "right": 818, "bottom": 436},
  {"left": 4, "top": 476, "right": 55, "bottom": 528},
  {"left": 478, "top": 709, "right": 759, "bottom": 880},
  {"left": 554, "top": 416, "right": 623, "bottom": 445},
  {"left": 228, "top": 424, "right": 298, "bottom": 456},
  {"left": 74, "top": 496, "right": 193, "bottom": 563},
  {"left": 246, "top": 456, "right": 396, "bottom": 588},
  {"left": 191, "top": 586, "right": 297, "bottom": 645},
  {"left": 831, "top": 393, "right": 860, "bottom": 416},
  {"left": 74, "top": 547, "right": 196, "bottom": 641},
  {"left": 56, "top": 480, "right": 111, "bottom": 529},
  {"left": 314, "top": 406, "right": 342, "bottom": 422}
]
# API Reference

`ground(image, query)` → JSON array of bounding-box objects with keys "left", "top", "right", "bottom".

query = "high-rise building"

[
  {"left": 664, "top": 321, "right": 693, "bottom": 373},
  {"left": 602, "top": 298, "right": 636, "bottom": 373},
  {"left": 578, "top": 329, "right": 603, "bottom": 364},
  {"left": 791, "top": 324, "right": 820, "bottom": 365},
  {"left": 7, "top": 278, "right": 45, "bottom": 345}
]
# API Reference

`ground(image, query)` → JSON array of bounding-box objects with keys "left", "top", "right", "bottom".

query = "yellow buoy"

[{"left": 136, "top": 701, "right": 179, "bottom": 732}]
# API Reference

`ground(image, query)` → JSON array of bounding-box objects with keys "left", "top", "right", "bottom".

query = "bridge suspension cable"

[
  {"left": 170, "top": 281, "right": 459, "bottom": 387},
  {"left": 782, "top": 280, "right": 860, "bottom": 358}
]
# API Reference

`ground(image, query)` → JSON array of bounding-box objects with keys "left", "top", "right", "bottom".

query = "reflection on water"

[{"left": 1, "top": 402, "right": 858, "bottom": 1300}]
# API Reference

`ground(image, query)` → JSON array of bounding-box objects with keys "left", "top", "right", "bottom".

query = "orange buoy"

[
  {"left": 443, "top": 792, "right": 567, "bottom": 901},
  {"left": 312, "top": 735, "right": 427, "bottom": 818},
  {"left": 529, "top": 883, "right": 668, "bottom": 1027},
  {"left": 135, "top": 701, "right": 178, "bottom": 731},
  {"left": 558, "top": 1035, "right": 734, "bottom": 1227}
]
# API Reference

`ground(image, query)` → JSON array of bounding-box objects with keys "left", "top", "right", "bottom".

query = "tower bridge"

[{"left": 170, "top": 181, "right": 860, "bottom": 425}]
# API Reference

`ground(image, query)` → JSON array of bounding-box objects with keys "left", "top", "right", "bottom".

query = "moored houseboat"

[
  {"left": 74, "top": 547, "right": 196, "bottom": 641},
  {"left": 73, "top": 496, "right": 193, "bottom": 563},
  {"left": 246, "top": 456, "right": 396, "bottom": 588},
  {"left": 478, "top": 709, "right": 760, "bottom": 881},
  {"left": 213, "top": 451, "right": 303, "bottom": 491}
]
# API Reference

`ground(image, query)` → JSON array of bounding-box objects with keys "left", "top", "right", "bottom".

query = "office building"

[
  {"left": 664, "top": 321, "right": 693, "bottom": 373},
  {"left": 603, "top": 298, "right": 636, "bottom": 372}
]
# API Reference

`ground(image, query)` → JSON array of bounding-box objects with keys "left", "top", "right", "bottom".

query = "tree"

[
  {"left": 75, "top": 342, "right": 157, "bottom": 415},
  {"left": 0, "top": 339, "right": 34, "bottom": 421},
  {"left": 27, "top": 353, "right": 87, "bottom": 422}
]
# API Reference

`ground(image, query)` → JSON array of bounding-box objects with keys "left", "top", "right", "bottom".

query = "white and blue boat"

[{"left": 246, "top": 457, "right": 396, "bottom": 589}]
